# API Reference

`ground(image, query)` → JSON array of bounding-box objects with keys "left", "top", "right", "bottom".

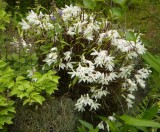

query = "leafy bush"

[{"left": 0, "top": 60, "right": 59, "bottom": 129}]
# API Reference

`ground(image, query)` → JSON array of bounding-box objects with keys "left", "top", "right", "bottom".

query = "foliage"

[
  {"left": 96, "top": 104, "right": 160, "bottom": 131},
  {"left": 78, "top": 120, "right": 99, "bottom": 132},
  {"left": 0, "top": 60, "right": 59, "bottom": 129},
  {"left": 0, "top": 60, "right": 15, "bottom": 129},
  {"left": 0, "top": 1, "right": 10, "bottom": 31}
]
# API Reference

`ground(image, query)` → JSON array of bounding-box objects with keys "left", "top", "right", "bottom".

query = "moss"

[{"left": 9, "top": 97, "right": 81, "bottom": 132}]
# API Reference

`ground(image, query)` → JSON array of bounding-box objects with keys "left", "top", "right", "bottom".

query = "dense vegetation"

[{"left": 0, "top": 0, "right": 160, "bottom": 131}]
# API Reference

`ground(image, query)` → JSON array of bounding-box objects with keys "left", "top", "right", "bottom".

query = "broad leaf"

[
  {"left": 120, "top": 115, "right": 160, "bottom": 128},
  {"left": 110, "top": 7, "right": 123, "bottom": 19},
  {"left": 142, "top": 104, "right": 159, "bottom": 120},
  {"left": 79, "top": 120, "right": 93, "bottom": 129},
  {"left": 112, "top": 0, "right": 127, "bottom": 6},
  {"left": 83, "top": 0, "right": 97, "bottom": 10},
  {"left": 142, "top": 52, "right": 160, "bottom": 73}
]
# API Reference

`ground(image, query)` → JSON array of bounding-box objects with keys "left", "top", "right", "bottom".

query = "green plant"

[
  {"left": 78, "top": 120, "right": 99, "bottom": 132},
  {"left": 11, "top": 70, "right": 59, "bottom": 105},
  {"left": 98, "top": 104, "right": 160, "bottom": 132},
  {"left": 0, "top": 60, "right": 15, "bottom": 129},
  {"left": 0, "top": 60, "right": 59, "bottom": 129},
  {"left": 0, "top": 1, "right": 10, "bottom": 31}
]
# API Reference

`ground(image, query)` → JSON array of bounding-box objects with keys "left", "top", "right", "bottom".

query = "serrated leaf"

[
  {"left": 4, "top": 116, "right": 13, "bottom": 124},
  {"left": 52, "top": 76, "right": 60, "bottom": 83},
  {"left": 0, "top": 60, "right": 7, "bottom": 68},
  {"left": 31, "top": 93, "right": 45, "bottom": 105}
]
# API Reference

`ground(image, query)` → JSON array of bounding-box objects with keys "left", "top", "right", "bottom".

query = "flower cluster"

[
  {"left": 19, "top": 10, "right": 54, "bottom": 31},
  {"left": 18, "top": 5, "right": 151, "bottom": 112}
]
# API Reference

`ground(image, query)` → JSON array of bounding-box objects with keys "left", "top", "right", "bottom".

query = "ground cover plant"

[{"left": 0, "top": 0, "right": 160, "bottom": 131}]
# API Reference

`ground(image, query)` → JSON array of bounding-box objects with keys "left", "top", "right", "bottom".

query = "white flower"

[
  {"left": 108, "top": 115, "right": 116, "bottom": 122},
  {"left": 90, "top": 102, "right": 101, "bottom": 111},
  {"left": 27, "top": 67, "right": 36, "bottom": 77},
  {"left": 59, "top": 62, "right": 66, "bottom": 69},
  {"left": 62, "top": 5, "right": 81, "bottom": 21},
  {"left": 118, "top": 65, "right": 134, "bottom": 78},
  {"left": 19, "top": 19, "right": 30, "bottom": 30},
  {"left": 112, "top": 39, "right": 134, "bottom": 52},
  {"left": 107, "top": 72, "right": 117, "bottom": 81},
  {"left": 127, "top": 79, "right": 138, "bottom": 92},
  {"left": 135, "top": 41, "right": 146, "bottom": 55},
  {"left": 83, "top": 26, "right": 94, "bottom": 40},
  {"left": 44, "top": 52, "right": 58, "bottom": 66},
  {"left": 126, "top": 97, "right": 134, "bottom": 108},
  {"left": 26, "top": 10, "right": 40, "bottom": 25},
  {"left": 91, "top": 87, "right": 109, "bottom": 99},
  {"left": 107, "top": 30, "right": 120, "bottom": 39},
  {"left": 68, "top": 63, "right": 95, "bottom": 83},
  {"left": 73, "top": 21, "right": 87, "bottom": 34},
  {"left": 67, "top": 26, "right": 76, "bottom": 36},
  {"left": 45, "top": 22, "right": 54, "bottom": 30},
  {"left": 97, "top": 121, "right": 104, "bottom": 130},
  {"left": 50, "top": 47, "right": 57, "bottom": 52},
  {"left": 91, "top": 49, "right": 115, "bottom": 71},
  {"left": 135, "top": 68, "right": 151, "bottom": 88},
  {"left": 128, "top": 94, "right": 135, "bottom": 99},
  {"left": 75, "top": 94, "right": 100, "bottom": 111},
  {"left": 98, "top": 33, "right": 107, "bottom": 43},
  {"left": 64, "top": 51, "right": 72, "bottom": 61},
  {"left": 21, "top": 38, "right": 27, "bottom": 47}
]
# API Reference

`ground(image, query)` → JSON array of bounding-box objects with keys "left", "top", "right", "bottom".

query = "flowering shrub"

[{"left": 16, "top": 5, "right": 151, "bottom": 113}]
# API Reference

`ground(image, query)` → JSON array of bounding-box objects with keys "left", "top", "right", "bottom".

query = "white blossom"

[
  {"left": 91, "top": 87, "right": 109, "bottom": 99},
  {"left": 75, "top": 94, "right": 100, "bottom": 112},
  {"left": 64, "top": 51, "right": 72, "bottom": 61},
  {"left": 26, "top": 10, "right": 40, "bottom": 25},
  {"left": 97, "top": 121, "right": 104, "bottom": 130},
  {"left": 62, "top": 5, "right": 81, "bottom": 21},
  {"left": 19, "top": 19, "right": 30, "bottom": 30}
]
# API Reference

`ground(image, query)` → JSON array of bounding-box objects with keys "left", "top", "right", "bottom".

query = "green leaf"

[
  {"left": 30, "top": 92, "right": 45, "bottom": 105},
  {"left": 51, "top": 76, "right": 60, "bottom": 83},
  {"left": 4, "top": 116, "right": 13, "bottom": 124},
  {"left": 83, "top": 0, "right": 97, "bottom": 10},
  {"left": 0, "top": 25, "right": 5, "bottom": 30},
  {"left": 126, "top": 31, "right": 137, "bottom": 42},
  {"left": 120, "top": 115, "right": 160, "bottom": 128},
  {"left": 110, "top": 7, "right": 123, "bottom": 19},
  {"left": 142, "top": 52, "right": 160, "bottom": 73},
  {"left": 0, "top": 60, "right": 7, "bottom": 69},
  {"left": 142, "top": 104, "right": 159, "bottom": 120},
  {"left": 79, "top": 120, "right": 93, "bottom": 129},
  {"left": 112, "top": 0, "right": 127, "bottom": 6}
]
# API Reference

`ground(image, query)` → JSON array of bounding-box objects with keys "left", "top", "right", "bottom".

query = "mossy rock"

[{"left": 9, "top": 97, "right": 81, "bottom": 132}]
